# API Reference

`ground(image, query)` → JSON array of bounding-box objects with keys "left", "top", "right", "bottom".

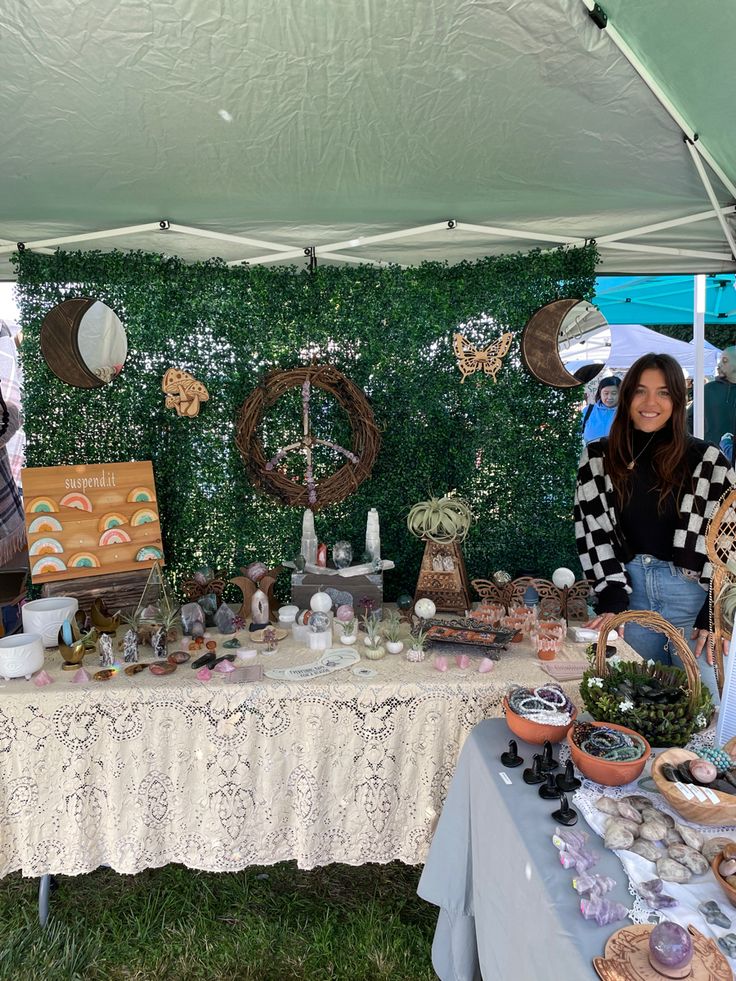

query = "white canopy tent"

[
  {"left": 0, "top": 0, "right": 734, "bottom": 280},
  {"left": 564, "top": 324, "right": 722, "bottom": 377}
]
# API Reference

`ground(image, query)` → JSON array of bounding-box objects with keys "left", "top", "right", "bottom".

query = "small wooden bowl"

[
  {"left": 503, "top": 696, "right": 577, "bottom": 745},
  {"left": 651, "top": 747, "right": 736, "bottom": 828},
  {"left": 567, "top": 721, "right": 650, "bottom": 787},
  {"left": 711, "top": 850, "right": 736, "bottom": 908}
]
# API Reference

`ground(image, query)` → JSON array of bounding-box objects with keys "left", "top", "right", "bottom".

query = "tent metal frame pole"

[
  {"left": 582, "top": 0, "right": 736, "bottom": 200},
  {"left": 452, "top": 221, "right": 585, "bottom": 246},
  {"left": 167, "top": 223, "right": 301, "bottom": 253},
  {"left": 596, "top": 206, "right": 736, "bottom": 244},
  {"left": 0, "top": 222, "right": 166, "bottom": 256},
  {"left": 684, "top": 141, "right": 736, "bottom": 261},
  {"left": 229, "top": 220, "right": 454, "bottom": 265},
  {"left": 693, "top": 275, "right": 706, "bottom": 439},
  {"left": 598, "top": 241, "right": 733, "bottom": 262}
]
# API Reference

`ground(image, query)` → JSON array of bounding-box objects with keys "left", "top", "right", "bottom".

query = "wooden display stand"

[
  {"left": 42, "top": 568, "right": 158, "bottom": 616},
  {"left": 414, "top": 541, "right": 471, "bottom": 614}
]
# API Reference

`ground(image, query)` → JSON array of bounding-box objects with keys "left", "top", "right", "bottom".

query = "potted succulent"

[
  {"left": 339, "top": 616, "right": 358, "bottom": 645},
  {"left": 382, "top": 610, "right": 404, "bottom": 654},
  {"left": 406, "top": 626, "right": 430, "bottom": 663},
  {"left": 361, "top": 612, "right": 385, "bottom": 660},
  {"left": 142, "top": 601, "right": 181, "bottom": 658},
  {"left": 580, "top": 648, "right": 713, "bottom": 747}
]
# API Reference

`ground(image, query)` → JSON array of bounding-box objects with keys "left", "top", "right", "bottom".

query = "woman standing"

[
  {"left": 574, "top": 353, "right": 735, "bottom": 700},
  {"left": 582, "top": 375, "right": 621, "bottom": 444}
]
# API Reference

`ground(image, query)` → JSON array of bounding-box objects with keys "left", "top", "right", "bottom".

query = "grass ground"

[{"left": 0, "top": 861, "right": 437, "bottom": 981}]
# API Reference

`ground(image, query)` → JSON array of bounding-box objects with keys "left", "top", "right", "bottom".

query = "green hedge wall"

[{"left": 14, "top": 245, "right": 597, "bottom": 601}]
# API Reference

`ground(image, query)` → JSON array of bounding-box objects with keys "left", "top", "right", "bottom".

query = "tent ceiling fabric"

[{"left": 0, "top": 0, "right": 734, "bottom": 278}]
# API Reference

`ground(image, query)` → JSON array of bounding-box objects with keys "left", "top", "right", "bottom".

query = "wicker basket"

[
  {"left": 651, "top": 746, "right": 736, "bottom": 828},
  {"left": 595, "top": 610, "right": 702, "bottom": 715}
]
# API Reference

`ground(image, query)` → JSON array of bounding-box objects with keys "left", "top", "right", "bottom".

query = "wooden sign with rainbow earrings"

[{"left": 21, "top": 461, "right": 165, "bottom": 583}]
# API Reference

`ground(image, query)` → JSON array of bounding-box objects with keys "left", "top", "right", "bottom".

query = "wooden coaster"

[{"left": 594, "top": 924, "right": 730, "bottom": 980}]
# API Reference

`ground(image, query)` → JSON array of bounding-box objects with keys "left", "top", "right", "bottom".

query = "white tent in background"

[
  {"left": 608, "top": 324, "right": 721, "bottom": 375},
  {"left": 564, "top": 323, "right": 721, "bottom": 377}
]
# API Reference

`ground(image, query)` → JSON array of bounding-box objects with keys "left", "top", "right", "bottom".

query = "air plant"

[{"left": 407, "top": 491, "right": 475, "bottom": 544}]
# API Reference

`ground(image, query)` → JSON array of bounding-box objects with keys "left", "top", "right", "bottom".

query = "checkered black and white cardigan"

[{"left": 574, "top": 438, "right": 735, "bottom": 599}]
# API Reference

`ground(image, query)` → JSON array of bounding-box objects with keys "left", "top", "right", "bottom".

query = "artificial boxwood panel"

[{"left": 14, "top": 245, "right": 597, "bottom": 600}]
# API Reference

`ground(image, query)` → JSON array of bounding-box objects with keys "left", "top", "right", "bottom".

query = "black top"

[
  {"left": 619, "top": 427, "right": 680, "bottom": 561},
  {"left": 597, "top": 426, "right": 709, "bottom": 629}
]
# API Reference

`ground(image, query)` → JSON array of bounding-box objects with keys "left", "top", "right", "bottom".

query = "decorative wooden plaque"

[{"left": 21, "top": 461, "right": 164, "bottom": 583}]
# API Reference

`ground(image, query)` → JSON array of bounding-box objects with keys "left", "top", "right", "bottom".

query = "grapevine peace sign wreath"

[{"left": 235, "top": 364, "right": 381, "bottom": 510}]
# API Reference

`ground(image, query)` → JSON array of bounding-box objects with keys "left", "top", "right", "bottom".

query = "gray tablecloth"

[{"left": 417, "top": 718, "right": 634, "bottom": 980}]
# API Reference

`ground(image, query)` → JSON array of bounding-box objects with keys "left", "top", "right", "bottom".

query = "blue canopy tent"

[
  {"left": 594, "top": 275, "right": 736, "bottom": 325},
  {"left": 593, "top": 275, "right": 736, "bottom": 435}
]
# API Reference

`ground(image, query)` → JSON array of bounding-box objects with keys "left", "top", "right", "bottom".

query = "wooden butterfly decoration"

[
  {"left": 453, "top": 331, "right": 514, "bottom": 384},
  {"left": 532, "top": 578, "right": 592, "bottom": 621},
  {"left": 471, "top": 576, "right": 536, "bottom": 613}
]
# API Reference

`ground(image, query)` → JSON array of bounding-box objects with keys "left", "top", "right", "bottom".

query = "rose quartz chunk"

[
  {"left": 215, "top": 659, "right": 236, "bottom": 673},
  {"left": 478, "top": 658, "right": 495, "bottom": 673},
  {"left": 196, "top": 666, "right": 213, "bottom": 681},
  {"left": 455, "top": 654, "right": 471, "bottom": 669},
  {"left": 434, "top": 655, "right": 449, "bottom": 672}
]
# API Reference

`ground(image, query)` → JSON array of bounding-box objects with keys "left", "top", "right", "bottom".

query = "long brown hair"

[{"left": 606, "top": 353, "right": 689, "bottom": 507}]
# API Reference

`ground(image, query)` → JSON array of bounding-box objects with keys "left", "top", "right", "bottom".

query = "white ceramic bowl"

[
  {"left": 22, "top": 597, "right": 79, "bottom": 648},
  {"left": 0, "top": 632, "right": 44, "bottom": 679}
]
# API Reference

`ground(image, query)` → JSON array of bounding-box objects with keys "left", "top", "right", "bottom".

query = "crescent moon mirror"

[
  {"left": 40, "top": 298, "right": 128, "bottom": 389},
  {"left": 521, "top": 299, "right": 610, "bottom": 389}
]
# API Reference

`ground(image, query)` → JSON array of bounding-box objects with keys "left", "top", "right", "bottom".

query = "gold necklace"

[{"left": 627, "top": 433, "right": 656, "bottom": 470}]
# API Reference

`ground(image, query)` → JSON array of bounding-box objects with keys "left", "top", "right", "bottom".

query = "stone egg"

[{"left": 689, "top": 758, "right": 718, "bottom": 783}]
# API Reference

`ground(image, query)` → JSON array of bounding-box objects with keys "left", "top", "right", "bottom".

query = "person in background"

[
  {"left": 581, "top": 375, "right": 621, "bottom": 444},
  {"left": 687, "top": 345, "right": 736, "bottom": 448},
  {"left": 575, "top": 353, "right": 735, "bottom": 701}
]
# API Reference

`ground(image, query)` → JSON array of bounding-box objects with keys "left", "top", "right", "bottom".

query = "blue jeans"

[{"left": 624, "top": 555, "right": 719, "bottom": 704}]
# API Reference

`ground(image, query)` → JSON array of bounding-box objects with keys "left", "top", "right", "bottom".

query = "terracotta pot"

[
  {"left": 566, "top": 721, "right": 650, "bottom": 787},
  {"left": 537, "top": 642, "right": 556, "bottom": 661},
  {"left": 503, "top": 696, "right": 576, "bottom": 745}
]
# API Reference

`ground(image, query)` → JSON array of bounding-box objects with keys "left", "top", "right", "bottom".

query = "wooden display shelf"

[{"left": 414, "top": 540, "right": 471, "bottom": 614}]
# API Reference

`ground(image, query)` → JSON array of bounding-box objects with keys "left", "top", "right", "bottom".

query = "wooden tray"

[{"left": 651, "top": 746, "right": 736, "bottom": 827}]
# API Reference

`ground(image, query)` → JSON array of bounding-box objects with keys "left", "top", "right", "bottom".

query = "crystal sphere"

[
  {"left": 335, "top": 604, "right": 355, "bottom": 623},
  {"left": 396, "top": 594, "right": 413, "bottom": 611},
  {"left": 414, "top": 598, "right": 436, "bottom": 619},
  {"left": 492, "top": 570, "right": 512, "bottom": 586},
  {"left": 552, "top": 567, "right": 576, "bottom": 589},
  {"left": 332, "top": 541, "right": 353, "bottom": 569},
  {"left": 648, "top": 922, "right": 693, "bottom": 973},
  {"left": 308, "top": 611, "right": 331, "bottom": 633}
]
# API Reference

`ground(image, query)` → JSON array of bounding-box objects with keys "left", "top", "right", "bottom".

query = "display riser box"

[{"left": 290, "top": 571, "right": 383, "bottom": 617}]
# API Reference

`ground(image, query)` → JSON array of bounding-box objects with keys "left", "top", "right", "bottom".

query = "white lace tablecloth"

[{"left": 0, "top": 627, "right": 627, "bottom": 878}]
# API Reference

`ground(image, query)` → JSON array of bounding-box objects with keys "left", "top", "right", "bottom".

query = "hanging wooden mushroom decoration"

[{"left": 162, "top": 368, "right": 210, "bottom": 417}]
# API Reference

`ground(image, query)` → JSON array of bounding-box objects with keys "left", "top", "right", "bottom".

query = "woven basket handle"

[{"left": 596, "top": 609, "right": 702, "bottom": 714}]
